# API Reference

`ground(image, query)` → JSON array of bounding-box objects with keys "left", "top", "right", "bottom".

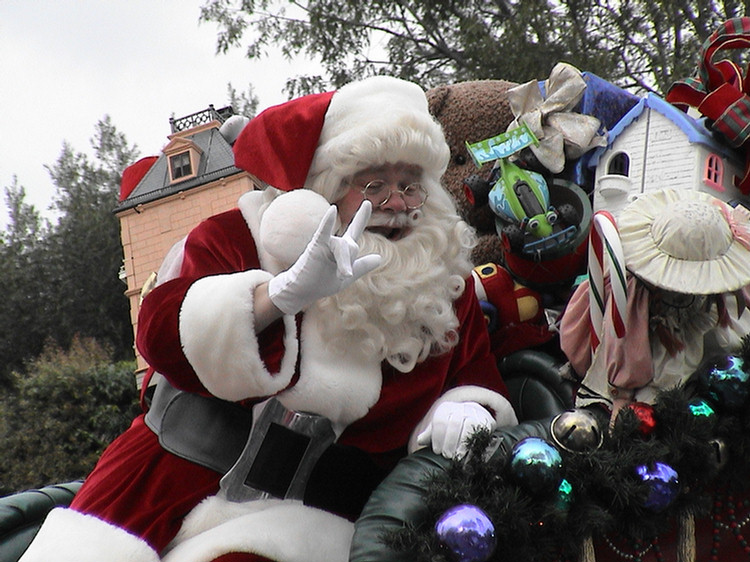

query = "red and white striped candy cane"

[{"left": 587, "top": 210, "right": 627, "bottom": 351}]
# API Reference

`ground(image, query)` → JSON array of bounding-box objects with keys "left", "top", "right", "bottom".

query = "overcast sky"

[{"left": 1, "top": 0, "right": 318, "bottom": 228}]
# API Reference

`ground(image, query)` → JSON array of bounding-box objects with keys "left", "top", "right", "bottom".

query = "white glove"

[
  {"left": 267, "top": 201, "right": 382, "bottom": 315},
  {"left": 417, "top": 401, "right": 496, "bottom": 459}
]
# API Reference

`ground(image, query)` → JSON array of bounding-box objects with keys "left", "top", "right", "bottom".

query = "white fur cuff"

[
  {"left": 180, "top": 269, "right": 298, "bottom": 401},
  {"left": 163, "top": 497, "right": 354, "bottom": 562},
  {"left": 19, "top": 507, "right": 159, "bottom": 562}
]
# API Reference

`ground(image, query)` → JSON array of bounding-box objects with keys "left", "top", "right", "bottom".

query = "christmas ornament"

[
  {"left": 509, "top": 437, "right": 563, "bottom": 496},
  {"left": 696, "top": 354, "right": 750, "bottom": 411},
  {"left": 627, "top": 402, "right": 656, "bottom": 436},
  {"left": 555, "top": 478, "right": 574, "bottom": 511},
  {"left": 687, "top": 396, "right": 717, "bottom": 421},
  {"left": 550, "top": 408, "right": 604, "bottom": 452},
  {"left": 435, "top": 504, "right": 497, "bottom": 562},
  {"left": 707, "top": 437, "right": 729, "bottom": 471},
  {"left": 635, "top": 462, "right": 680, "bottom": 512}
]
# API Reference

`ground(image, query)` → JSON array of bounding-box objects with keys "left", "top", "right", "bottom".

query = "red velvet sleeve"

[{"left": 136, "top": 209, "right": 282, "bottom": 394}]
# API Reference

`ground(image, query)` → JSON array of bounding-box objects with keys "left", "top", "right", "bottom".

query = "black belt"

[
  {"left": 144, "top": 376, "right": 336, "bottom": 502},
  {"left": 145, "top": 377, "right": 254, "bottom": 475}
]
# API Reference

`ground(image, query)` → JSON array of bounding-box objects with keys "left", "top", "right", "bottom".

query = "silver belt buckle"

[{"left": 219, "top": 398, "right": 335, "bottom": 503}]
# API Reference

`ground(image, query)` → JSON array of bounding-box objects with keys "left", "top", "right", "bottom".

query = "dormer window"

[
  {"left": 170, "top": 151, "right": 192, "bottom": 181},
  {"left": 163, "top": 137, "right": 202, "bottom": 184}
]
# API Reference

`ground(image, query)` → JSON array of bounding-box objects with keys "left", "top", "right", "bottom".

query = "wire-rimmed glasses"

[{"left": 360, "top": 180, "right": 428, "bottom": 210}]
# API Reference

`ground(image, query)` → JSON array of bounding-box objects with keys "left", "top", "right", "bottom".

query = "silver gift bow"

[{"left": 507, "top": 62, "right": 607, "bottom": 174}]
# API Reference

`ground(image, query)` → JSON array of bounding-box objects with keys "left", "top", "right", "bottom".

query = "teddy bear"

[
  {"left": 426, "top": 79, "right": 518, "bottom": 267},
  {"left": 426, "top": 80, "right": 557, "bottom": 358}
]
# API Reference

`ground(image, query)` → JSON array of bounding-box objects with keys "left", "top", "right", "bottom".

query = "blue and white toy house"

[{"left": 589, "top": 93, "right": 749, "bottom": 219}]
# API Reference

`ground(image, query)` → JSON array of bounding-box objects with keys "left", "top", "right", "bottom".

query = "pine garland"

[{"left": 384, "top": 339, "right": 750, "bottom": 561}]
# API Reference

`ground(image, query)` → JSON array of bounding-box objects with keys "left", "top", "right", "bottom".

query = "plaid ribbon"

[{"left": 667, "top": 17, "right": 750, "bottom": 194}]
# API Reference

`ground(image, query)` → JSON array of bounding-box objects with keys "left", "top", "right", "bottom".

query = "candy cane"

[{"left": 588, "top": 210, "right": 627, "bottom": 351}]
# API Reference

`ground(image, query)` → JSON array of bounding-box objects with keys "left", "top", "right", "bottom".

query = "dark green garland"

[{"left": 385, "top": 338, "right": 750, "bottom": 562}]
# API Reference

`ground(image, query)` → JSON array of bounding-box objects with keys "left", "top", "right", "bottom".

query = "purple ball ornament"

[
  {"left": 696, "top": 354, "right": 750, "bottom": 412},
  {"left": 635, "top": 462, "right": 680, "bottom": 512},
  {"left": 509, "top": 437, "right": 564, "bottom": 496},
  {"left": 435, "top": 504, "right": 497, "bottom": 562}
]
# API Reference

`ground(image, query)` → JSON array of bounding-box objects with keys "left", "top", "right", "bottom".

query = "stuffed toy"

[
  {"left": 426, "top": 79, "right": 518, "bottom": 267},
  {"left": 427, "top": 80, "right": 559, "bottom": 357}
]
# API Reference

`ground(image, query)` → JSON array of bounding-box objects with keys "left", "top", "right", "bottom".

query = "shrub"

[{"left": 0, "top": 337, "right": 140, "bottom": 495}]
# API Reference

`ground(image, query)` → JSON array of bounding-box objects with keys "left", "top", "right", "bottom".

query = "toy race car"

[{"left": 464, "top": 123, "right": 580, "bottom": 255}]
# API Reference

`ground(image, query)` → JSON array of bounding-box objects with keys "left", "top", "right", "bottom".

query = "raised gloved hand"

[
  {"left": 268, "top": 201, "right": 382, "bottom": 315},
  {"left": 417, "top": 401, "right": 496, "bottom": 459}
]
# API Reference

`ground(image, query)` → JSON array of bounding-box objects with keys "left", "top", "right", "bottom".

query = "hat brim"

[{"left": 618, "top": 189, "right": 750, "bottom": 294}]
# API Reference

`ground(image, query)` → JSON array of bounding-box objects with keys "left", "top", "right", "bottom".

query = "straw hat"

[{"left": 618, "top": 188, "right": 750, "bottom": 294}]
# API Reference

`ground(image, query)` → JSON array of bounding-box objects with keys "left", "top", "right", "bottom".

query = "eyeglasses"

[{"left": 360, "top": 180, "right": 428, "bottom": 210}]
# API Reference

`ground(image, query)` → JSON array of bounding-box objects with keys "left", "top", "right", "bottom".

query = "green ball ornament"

[
  {"left": 509, "top": 437, "right": 563, "bottom": 496},
  {"left": 687, "top": 396, "right": 717, "bottom": 424},
  {"left": 555, "top": 478, "right": 574, "bottom": 512},
  {"left": 696, "top": 354, "right": 750, "bottom": 411}
]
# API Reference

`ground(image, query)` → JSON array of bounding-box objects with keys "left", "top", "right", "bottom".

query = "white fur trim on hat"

[
  {"left": 162, "top": 496, "right": 354, "bottom": 562},
  {"left": 619, "top": 189, "right": 750, "bottom": 294},
  {"left": 259, "top": 189, "right": 334, "bottom": 270},
  {"left": 407, "top": 385, "right": 519, "bottom": 454},
  {"left": 180, "top": 269, "right": 299, "bottom": 401},
  {"left": 18, "top": 508, "right": 159, "bottom": 562},
  {"left": 306, "top": 75, "right": 450, "bottom": 202}
]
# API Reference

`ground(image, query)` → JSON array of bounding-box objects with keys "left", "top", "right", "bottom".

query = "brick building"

[{"left": 115, "top": 105, "right": 257, "bottom": 384}]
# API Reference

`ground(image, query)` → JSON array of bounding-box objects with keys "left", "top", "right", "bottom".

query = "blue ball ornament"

[
  {"left": 509, "top": 437, "right": 564, "bottom": 496},
  {"left": 697, "top": 354, "right": 750, "bottom": 411},
  {"left": 635, "top": 462, "right": 680, "bottom": 512},
  {"left": 435, "top": 504, "right": 497, "bottom": 562}
]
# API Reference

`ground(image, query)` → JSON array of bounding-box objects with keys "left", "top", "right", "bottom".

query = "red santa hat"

[{"left": 233, "top": 75, "right": 449, "bottom": 200}]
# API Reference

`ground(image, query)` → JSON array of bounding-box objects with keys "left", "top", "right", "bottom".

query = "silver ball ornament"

[{"left": 550, "top": 409, "right": 604, "bottom": 453}]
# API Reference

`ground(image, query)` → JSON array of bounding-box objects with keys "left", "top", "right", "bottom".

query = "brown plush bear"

[
  {"left": 427, "top": 80, "right": 557, "bottom": 358},
  {"left": 426, "top": 79, "right": 518, "bottom": 266}
]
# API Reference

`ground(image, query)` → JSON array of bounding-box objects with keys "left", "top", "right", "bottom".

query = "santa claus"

[{"left": 20, "top": 76, "right": 518, "bottom": 562}]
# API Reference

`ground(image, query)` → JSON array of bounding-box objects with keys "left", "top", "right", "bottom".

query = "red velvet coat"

[{"left": 71, "top": 203, "right": 510, "bottom": 553}]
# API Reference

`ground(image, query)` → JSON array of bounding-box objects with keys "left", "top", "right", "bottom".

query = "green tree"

[
  {"left": 42, "top": 116, "right": 139, "bottom": 362},
  {"left": 0, "top": 117, "right": 138, "bottom": 380},
  {"left": 0, "top": 181, "right": 52, "bottom": 381},
  {"left": 0, "top": 337, "right": 140, "bottom": 494},
  {"left": 200, "top": 0, "right": 748, "bottom": 96}
]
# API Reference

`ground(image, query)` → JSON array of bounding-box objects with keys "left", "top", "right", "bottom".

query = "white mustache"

[{"left": 367, "top": 209, "right": 423, "bottom": 228}]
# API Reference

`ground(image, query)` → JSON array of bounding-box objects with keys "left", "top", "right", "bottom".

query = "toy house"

[
  {"left": 115, "top": 105, "right": 258, "bottom": 384},
  {"left": 589, "top": 93, "right": 748, "bottom": 219}
]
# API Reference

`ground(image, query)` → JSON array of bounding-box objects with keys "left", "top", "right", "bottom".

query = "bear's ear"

[{"left": 427, "top": 85, "right": 451, "bottom": 120}]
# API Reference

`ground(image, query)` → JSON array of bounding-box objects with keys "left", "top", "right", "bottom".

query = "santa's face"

[{"left": 336, "top": 162, "right": 423, "bottom": 241}]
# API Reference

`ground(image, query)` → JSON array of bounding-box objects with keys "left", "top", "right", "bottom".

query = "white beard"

[{"left": 317, "top": 206, "right": 476, "bottom": 372}]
